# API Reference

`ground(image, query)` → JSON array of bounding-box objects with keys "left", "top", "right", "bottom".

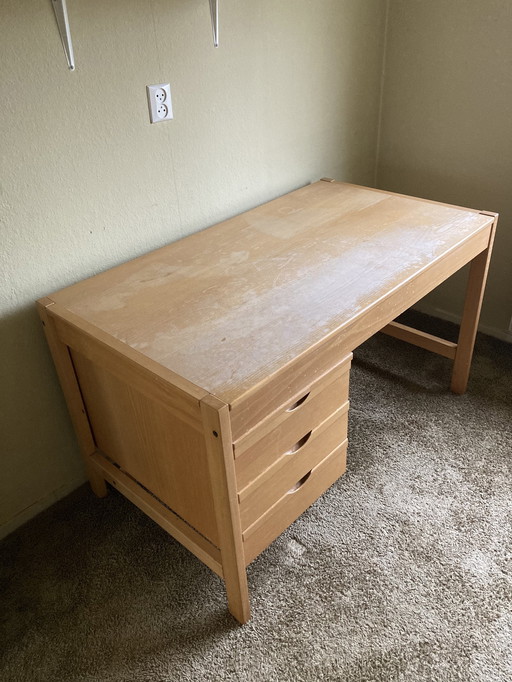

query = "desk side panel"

[{"left": 69, "top": 348, "right": 220, "bottom": 546}]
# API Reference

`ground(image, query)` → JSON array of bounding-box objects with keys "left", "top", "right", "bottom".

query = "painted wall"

[
  {"left": 377, "top": 0, "right": 512, "bottom": 340},
  {"left": 0, "top": 0, "right": 388, "bottom": 536}
]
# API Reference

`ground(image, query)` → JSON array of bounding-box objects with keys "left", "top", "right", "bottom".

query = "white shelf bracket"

[
  {"left": 52, "top": 0, "right": 75, "bottom": 70},
  {"left": 209, "top": 0, "right": 219, "bottom": 48}
]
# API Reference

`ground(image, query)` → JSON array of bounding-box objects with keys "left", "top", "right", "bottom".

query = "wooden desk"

[{"left": 37, "top": 180, "right": 497, "bottom": 623}]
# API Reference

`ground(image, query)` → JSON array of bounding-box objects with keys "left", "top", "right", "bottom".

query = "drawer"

[
  {"left": 230, "top": 351, "right": 352, "bottom": 442},
  {"left": 233, "top": 359, "right": 350, "bottom": 473},
  {"left": 242, "top": 442, "right": 347, "bottom": 566},
  {"left": 238, "top": 405, "right": 348, "bottom": 531}
]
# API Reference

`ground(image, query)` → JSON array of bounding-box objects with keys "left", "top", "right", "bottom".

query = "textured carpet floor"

[{"left": 1, "top": 314, "right": 511, "bottom": 682}]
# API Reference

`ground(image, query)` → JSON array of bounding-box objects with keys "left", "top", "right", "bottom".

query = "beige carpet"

[{"left": 1, "top": 313, "right": 511, "bottom": 682}]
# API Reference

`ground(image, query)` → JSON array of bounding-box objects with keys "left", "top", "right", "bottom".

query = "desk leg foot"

[
  {"left": 86, "top": 461, "right": 108, "bottom": 498},
  {"left": 225, "top": 569, "right": 251, "bottom": 624},
  {"left": 451, "top": 220, "right": 497, "bottom": 394}
]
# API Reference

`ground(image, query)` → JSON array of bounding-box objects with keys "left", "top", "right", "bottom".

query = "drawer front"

[
  {"left": 242, "top": 443, "right": 347, "bottom": 566},
  {"left": 230, "top": 351, "right": 352, "bottom": 442},
  {"left": 234, "top": 358, "right": 350, "bottom": 462},
  {"left": 236, "top": 392, "right": 348, "bottom": 495},
  {"left": 238, "top": 406, "right": 348, "bottom": 531}
]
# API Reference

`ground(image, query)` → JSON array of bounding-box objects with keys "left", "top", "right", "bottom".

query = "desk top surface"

[{"left": 49, "top": 181, "right": 493, "bottom": 403}]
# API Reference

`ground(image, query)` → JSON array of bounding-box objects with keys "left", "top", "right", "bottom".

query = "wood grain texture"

[
  {"left": 272, "top": 224, "right": 491, "bottom": 377},
  {"left": 46, "top": 182, "right": 494, "bottom": 406},
  {"left": 89, "top": 452, "right": 223, "bottom": 578},
  {"left": 233, "top": 362, "right": 349, "bottom": 458},
  {"left": 239, "top": 410, "right": 349, "bottom": 531},
  {"left": 242, "top": 443, "right": 347, "bottom": 565},
  {"left": 71, "top": 349, "right": 219, "bottom": 544},
  {"left": 200, "top": 395, "right": 250, "bottom": 624},
  {"left": 50, "top": 305, "right": 206, "bottom": 430},
  {"left": 37, "top": 182, "right": 497, "bottom": 624},
  {"left": 237, "top": 403, "right": 349, "bottom": 500},
  {"left": 230, "top": 352, "right": 352, "bottom": 443},
  {"left": 36, "top": 299, "right": 107, "bottom": 498},
  {"left": 381, "top": 322, "right": 457, "bottom": 359},
  {"left": 451, "top": 214, "right": 498, "bottom": 394}
]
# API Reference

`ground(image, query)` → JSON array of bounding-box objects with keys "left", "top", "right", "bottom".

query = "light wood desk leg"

[
  {"left": 85, "top": 461, "right": 108, "bottom": 498},
  {"left": 451, "top": 217, "right": 497, "bottom": 394},
  {"left": 37, "top": 298, "right": 108, "bottom": 498},
  {"left": 201, "top": 396, "right": 250, "bottom": 624}
]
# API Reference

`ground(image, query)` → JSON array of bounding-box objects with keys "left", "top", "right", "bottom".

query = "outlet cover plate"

[{"left": 147, "top": 83, "right": 173, "bottom": 123}]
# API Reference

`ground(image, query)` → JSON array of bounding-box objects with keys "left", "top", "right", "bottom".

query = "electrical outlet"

[
  {"left": 509, "top": 315, "right": 512, "bottom": 333},
  {"left": 146, "top": 84, "right": 173, "bottom": 124}
]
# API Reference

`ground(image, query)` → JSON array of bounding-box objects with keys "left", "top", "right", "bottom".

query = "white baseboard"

[
  {"left": 0, "top": 476, "right": 86, "bottom": 541},
  {"left": 413, "top": 304, "right": 512, "bottom": 344}
]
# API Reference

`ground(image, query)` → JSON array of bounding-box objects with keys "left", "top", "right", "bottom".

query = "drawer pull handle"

[
  {"left": 287, "top": 470, "right": 312, "bottom": 494},
  {"left": 287, "top": 392, "right": 310, "bottom": 412},
  {"left": 285, "top": 431, "right": 312, "bottom": 455}
]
